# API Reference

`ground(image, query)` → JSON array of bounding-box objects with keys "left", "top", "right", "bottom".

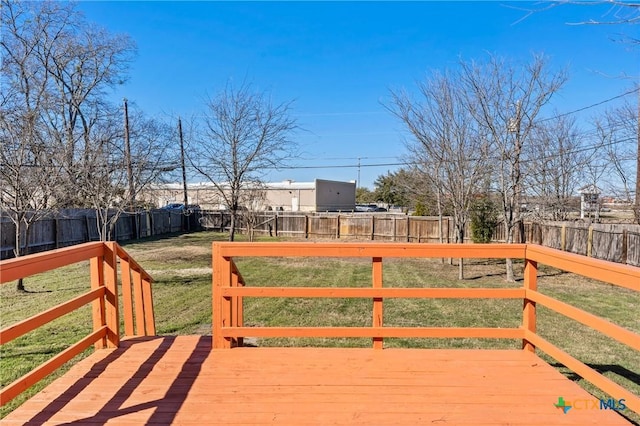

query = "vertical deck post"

[
  {"left": 132, "top": 269, "right": 145, "bottom": 335},
  {"left": 231, "top": 264, "right": 242, "bottom": 347},
  {"left": 372, "top": 257, "right": 383, "bottom": 349},
  {"left": 90, "top": 255, "right": 107, "bottom": 349},
  {"left": 213, "top": 244, "right": 232, "bottom": 348},
  {"left": 142, "top": 276, "right": 156, "bottom": 335},
  {"left": 120, "top": 255, "right": 134, "bottom": 336},
  {"left": 103, "top": 242, "right": 120, "bottom": 348},
  {"left": 522, "top": 258, "right": 538, "bottom": 352}
]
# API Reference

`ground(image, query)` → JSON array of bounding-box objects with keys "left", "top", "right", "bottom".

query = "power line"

[
  {"left": 538, "top": 87, "right": 639, "bottom": 123},
  {"left": 5, "top": 135, "right": 633, "bottom": 172}
]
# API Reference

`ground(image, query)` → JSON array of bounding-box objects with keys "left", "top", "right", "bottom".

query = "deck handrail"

[
  {"left": 212, "top": 241, "right": 640, "bottom": 414},
  {"left": 0, "top": 242, "right": 155, "bottom": 406}
]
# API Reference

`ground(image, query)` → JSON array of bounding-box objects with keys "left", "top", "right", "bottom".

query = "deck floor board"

[{"left": 2, "top": 336, "right": 633, "bottom": 425}]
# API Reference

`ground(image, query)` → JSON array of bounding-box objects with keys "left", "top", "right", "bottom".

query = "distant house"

[{"left": 142, "top": 179, "right": 356, "bottom": 212}]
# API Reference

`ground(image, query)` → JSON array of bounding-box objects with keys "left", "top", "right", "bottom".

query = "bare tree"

[
  {"left": 75, "top": 103, "right": 174, "bottom": 241},
  {"left": 594, "top": 99, "right": 639, "bottom": 221},
  {"left": 38, "top": 8, "right": 135, "bottom": 208},
  {"left": 390, "top": 69, "right": 490, "bottom": 279},
  {"left": 459, "top": 54, "right": 567, "bottom": 281},
  {"left": 517, "top": 2, "right": 639, "bottom": 220},
  {"left": 516, "top": 2, "right": 639, "bottom": 31},
  {"left": 1, "top": 0, "right": 137, "bottom": 255},
  {"left": 1, "top": 0, "right": 67, "bottom": 290},
  {"left": 0, "top": 109, "right": 63, "bottom": 290},
  {"left": 524, "top": 116, "right": 588, "bottom": 220},
  {"left": 190, "top": 83, "right": 297, "bottom": 241}
]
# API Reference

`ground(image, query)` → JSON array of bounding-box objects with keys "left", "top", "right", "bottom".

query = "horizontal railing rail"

[
  {"left": 0, "top": 242, "right": 155, "bottom": 406},
  {"left": 212, "top": 241, "right": 640, "bottom": 414}
]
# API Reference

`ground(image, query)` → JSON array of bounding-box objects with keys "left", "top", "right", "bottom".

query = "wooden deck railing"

[
  {"left": 212, "top": 242, "right": 640, "bottom": 414},
  {"left": 0, "top": 242, "right": 155, "bottom": 406}
]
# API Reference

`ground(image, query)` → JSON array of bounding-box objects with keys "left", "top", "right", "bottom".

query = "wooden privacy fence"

[
  {"left": 0, "top": 242, "right": 155, "bottom": 406},
  {"left": 1, "top": 209, "right": 194, "bottom": 260},
  {"left": 212, "top": 242, "right": 640, "bottom": 414},
  {"left": 229, "top": 212, "right": 452, "bottom": 242},
  {"left": 231, "top": 213, "right": 640, "bottom": 266},
  {"left": 4, "top": 209, "right": 640, "bottom": 267}
]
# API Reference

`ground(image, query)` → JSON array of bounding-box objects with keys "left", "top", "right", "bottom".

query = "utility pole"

[
  {"left": 123, "top": 98, "right": 134, "bottom": 208},
  {"left": 178, "top": 118, "right": 190, "bottom": 230}
]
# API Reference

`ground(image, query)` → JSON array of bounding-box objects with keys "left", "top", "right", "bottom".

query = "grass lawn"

[{"left": 1, "top": 230, "right": 639, "bottom": 423}]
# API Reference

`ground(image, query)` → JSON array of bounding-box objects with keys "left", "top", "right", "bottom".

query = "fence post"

[
  {"left": 54, "top": 218, "right": 59, "bottom": 249},
  {"left": 103, "top": 242, "right": 120, "bottom": 348},
  {"left": 587, "top": 226, "right": 594, "bottom": 257},
  {"left": 305, "top": 215, "right": 309, "bottom": 239},
  {"left": 274, "top": 213, "right": 279, "bottom": 237},
  {"left": 371, "top": 216, "right": 375, "bottom": 240},
  {"left": 560, "top": 224, "right": 566, "bottom": 251},
  {"left": 621, "top": 229, "right": 628, "bottom": 264},
  {"left": 90, "top": 255, "right": 107, "bottom": 349},
  {"left": 372, "top": 257, "right": 383, "bottom": 349},
  {"left": 522, "top": 258, "right": 538, "bottom": 352},
  {"left": 406, "top": 217, "right": 410, "bottom": 242},
  {"left": 336, "top": 215, "right": 340, "bottom": 239}
]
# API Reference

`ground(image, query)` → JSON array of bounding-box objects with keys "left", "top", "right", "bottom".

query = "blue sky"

[{"left": 77, "top": 1, "right": 639, "bottom": 189}]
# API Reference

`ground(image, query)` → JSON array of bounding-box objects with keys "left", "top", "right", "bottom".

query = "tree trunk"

[
  {"left": 14, "top": 219, "right": 27, "bottom": 292},
  {"left": 505, "top": 220, "right": 515, "bottom": 282},
  {"left": 457, "top": 226, "right": 464, "bottom": 280},
  {"left": 229, "top": 210, "right": 236, "bottom": 242},
  {"left": 438, "top": 201, "right": 444, "bottom": 264}
]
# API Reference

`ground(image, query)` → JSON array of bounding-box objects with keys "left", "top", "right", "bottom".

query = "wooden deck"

[{"left": 2, "top": 336, "right": 632, "bottom": 425}]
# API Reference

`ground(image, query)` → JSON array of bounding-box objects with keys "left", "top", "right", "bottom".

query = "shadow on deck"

[{"left": 1, "top": 336, "right": 633, "bottom": 425}]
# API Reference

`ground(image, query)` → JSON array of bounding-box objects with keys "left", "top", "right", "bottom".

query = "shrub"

[{"left": 470, "top": 197, "right": 498, "bottom": 243}]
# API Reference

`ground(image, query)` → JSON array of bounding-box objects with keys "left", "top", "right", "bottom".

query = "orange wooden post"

[
  {"left": 372, "top": 257, "right": 383, "bottom": 349},
  {"left": 120, "top": 256, "right": 134, "bottom": 336},
  {"left": 90, "top": 256, "right": 107, "bottom": 349},
  {"left": 142, "top": 276, "right": 156, "bottom": 335},
  {"left": 103, "top": 243, "right": 120, "bottom": 348},
  {"left": 231, "top": 266, "right": 243, "bottom": 347},
  {"left": 132, "top": 269, "right": 145, "bottom": 336},
  {"left": 213, "top": 244, "right": 232, "bottom": 348},
  {"left": 522, "top": 259, "right": 538, "bottom": 352}
]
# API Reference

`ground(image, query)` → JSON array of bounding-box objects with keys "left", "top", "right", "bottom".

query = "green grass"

[{"left": 1, "top": 230, "right": 639, "bottom": 423}]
